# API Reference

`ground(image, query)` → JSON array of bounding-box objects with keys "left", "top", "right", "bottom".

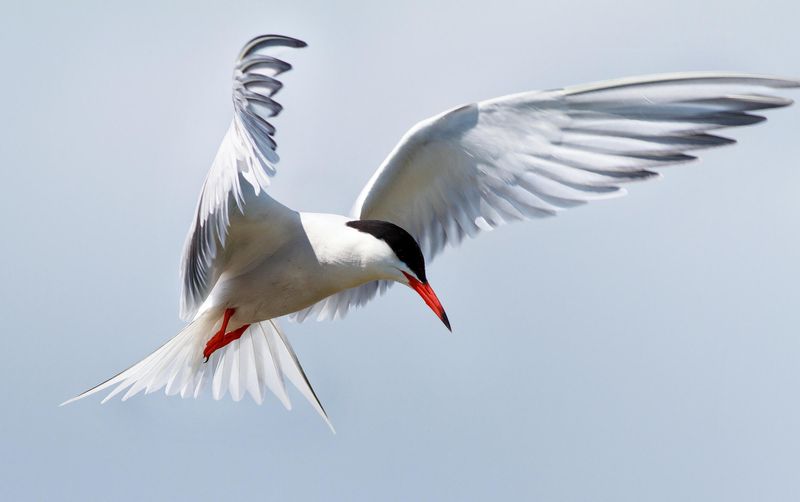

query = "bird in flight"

[{"left": 63, "top": 34, "right": 798, "bottom": 428}]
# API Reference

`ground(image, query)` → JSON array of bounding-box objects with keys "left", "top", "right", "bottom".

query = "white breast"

[{"left": 196, "top": 212, "right": 396, "bottom": 324}]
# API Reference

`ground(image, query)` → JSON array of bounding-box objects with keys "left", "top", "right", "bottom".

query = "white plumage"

[{"left": 64, "top": 34, "right": 798, "bottom": 427}]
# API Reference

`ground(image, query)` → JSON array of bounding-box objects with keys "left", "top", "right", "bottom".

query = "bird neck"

[{"left": 300, "top": 212, "right": 399, "bottom": 282}]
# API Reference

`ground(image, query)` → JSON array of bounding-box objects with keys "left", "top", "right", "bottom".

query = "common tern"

[{"left": 63, "top": 34, "right": 798, "bottom": 428}]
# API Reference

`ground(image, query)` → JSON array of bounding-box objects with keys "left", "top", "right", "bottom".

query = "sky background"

[{"left": 3, "top": 1, "right": 800, "bottom": 500}]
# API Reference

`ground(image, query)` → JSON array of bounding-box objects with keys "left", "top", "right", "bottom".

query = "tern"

[{"left": 63, "top": 34, "right": 798, "bottom": 427}]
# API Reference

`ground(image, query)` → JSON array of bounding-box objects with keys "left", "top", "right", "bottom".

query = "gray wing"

[
  {"left": 355, "top": 73, "right": 798, "bottom": 258},
  {"left": 180, "top": 35, "right": 306, "bottom": 321},
  {"left": 301, "top": 72, "right": 797, "bottom": 322}
]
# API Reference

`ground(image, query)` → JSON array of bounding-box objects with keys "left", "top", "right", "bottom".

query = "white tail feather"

[{"left": 60, "top": 313, "right": 333, "bottom": 431}]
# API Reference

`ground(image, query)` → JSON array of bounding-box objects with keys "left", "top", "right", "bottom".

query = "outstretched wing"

[
  {"left": 180, "top": 35, "right": 306, "bottom": 321},
  {"left": 355, "top": 73, "right": 797, "bottom": 258},
  {"left": 300, "top": 72, "right": 797, "bottom": 322}
]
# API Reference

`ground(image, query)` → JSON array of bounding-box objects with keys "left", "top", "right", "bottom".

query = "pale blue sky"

[{"left": 3, "top": 1, "right": 800, "bottom": 500}]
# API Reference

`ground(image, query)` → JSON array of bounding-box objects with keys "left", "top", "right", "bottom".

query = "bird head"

[{"left": 346, "top": 220, "right": 451, "bottom": 331}]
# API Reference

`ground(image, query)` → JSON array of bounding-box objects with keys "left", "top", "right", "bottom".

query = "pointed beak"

[{"left": 403, "top": 272, "right": 451, "bottom": 331}]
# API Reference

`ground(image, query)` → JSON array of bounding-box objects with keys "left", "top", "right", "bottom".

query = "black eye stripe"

[{"left": 346, "top": 220, "right": 427, "bottom": 283}]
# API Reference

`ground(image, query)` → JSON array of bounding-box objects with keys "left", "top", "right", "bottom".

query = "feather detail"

[
  {"left": 179, "top": 35, "right": 307, "bottom": 321},
  {"left": 61, "top": 313, "right": 333, "bottom": 432},
  {"left": 354, "top": 73, "right": 799, "bottom": 263}
]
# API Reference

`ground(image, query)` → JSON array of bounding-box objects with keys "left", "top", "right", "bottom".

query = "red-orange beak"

[{"left": 403, "top": 272, "right": 451, "bottom": 331}]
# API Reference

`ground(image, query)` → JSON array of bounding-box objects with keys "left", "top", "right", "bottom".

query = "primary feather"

[
  {"left": 318, "top": 73, "right": 798, "bottom": 320},
  {"left": 180, "top": 34, "right": 306, "bottom": 322}
]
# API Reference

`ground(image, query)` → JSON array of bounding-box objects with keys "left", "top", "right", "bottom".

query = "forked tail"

[{"left": 61, "top": 312, "right": 333, "bottom": 431}]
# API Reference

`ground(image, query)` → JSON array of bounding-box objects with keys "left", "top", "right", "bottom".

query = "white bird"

[{"left": 63, "top": 34, "right": 798, "bottom": 428}]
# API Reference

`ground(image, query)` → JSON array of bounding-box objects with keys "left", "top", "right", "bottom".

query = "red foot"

[{"left": 203, "top": 308, "right": 251, "bottom": 362}]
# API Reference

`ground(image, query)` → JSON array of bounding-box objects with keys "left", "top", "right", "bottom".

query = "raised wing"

[
  {"left": 180, "top": 35, "right": 306, "bottom": 321},
  {"left": 355, "top": 73, "right": 797, "bottom": 258},
  {"left": 299, "top": 73, "right": 797, "bottom": 322}
]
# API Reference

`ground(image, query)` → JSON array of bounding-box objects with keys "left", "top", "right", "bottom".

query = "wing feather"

[
  {"left": 307, "top": 73, "right": 797, "bottom": 321},
  {"left": 179, "top": 35, "right": 306, "bottom": 321},
  {"left": 355, "top": 72, "right": 799, "bottom": 260}
]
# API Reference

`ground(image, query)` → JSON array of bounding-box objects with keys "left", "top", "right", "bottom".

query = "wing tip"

[
  {"left": 565, "top": 71, "right": 800, "bottom": 97},
  {"left": 239, "top": 34, "right": 307, "bottom": 60}
]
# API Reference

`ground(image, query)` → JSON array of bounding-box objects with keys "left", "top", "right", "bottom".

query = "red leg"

[
  {"left": 203, "top": 323, "right": 251, "bottom": 361},
  {"left": 219, "top": 308, "right": 235, "bottom": 333},
  {"left": 220, "top": 324, "right": 251, "bottom": 347},
  {"left": 203, "top": 308, "right": 236, "bottom": 362}
]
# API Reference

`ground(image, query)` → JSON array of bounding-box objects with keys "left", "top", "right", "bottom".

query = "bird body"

[
  {"left": 197, "top": 210, "right": 402, "bottom": 326},
  {"left": 63, "top": 34, "right": 799, "bottom": 428}
]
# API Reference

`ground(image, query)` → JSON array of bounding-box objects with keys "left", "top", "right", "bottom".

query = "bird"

[{"left": 62, "top": 34, "right": 798, "bottom": 428}]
